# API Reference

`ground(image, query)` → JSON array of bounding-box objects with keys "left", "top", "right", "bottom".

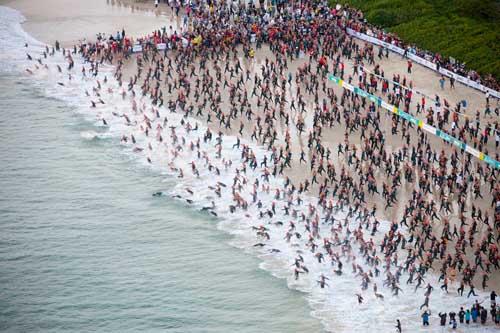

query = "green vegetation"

[{"left": 332, "top": 0, "right": 500, "bottom": 80}]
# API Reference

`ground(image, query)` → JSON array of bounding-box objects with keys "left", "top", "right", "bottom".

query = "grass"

[{"left": 332, "top": 0, "right": 500, "bottom": 81}]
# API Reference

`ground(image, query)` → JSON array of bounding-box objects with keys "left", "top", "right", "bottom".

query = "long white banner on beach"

[
  {"left": 328, "top": 74, "right": 500, "bottom": 169},
  {"left": 345, "top": 28, "right": 500, "bottom": 99}
]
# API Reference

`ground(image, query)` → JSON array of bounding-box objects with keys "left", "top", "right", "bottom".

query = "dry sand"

[
  {"left": 4, "top": 0, "right": 498, "bottom": 292},
  {"left": 116, "top": 1, "right": 500, "bottom": 290},
  {"left": 0, "top": 0, "right": 177, "bottom": 46}
]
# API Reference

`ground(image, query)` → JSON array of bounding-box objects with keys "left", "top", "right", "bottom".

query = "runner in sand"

[{"left": 24, "top": 0, "right": 499, "bottom": 329}]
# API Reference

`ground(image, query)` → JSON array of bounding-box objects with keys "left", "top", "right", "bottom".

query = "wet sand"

[
  {"left": 115, "top": 1, "right": 499, "bottom": 291},
  {"left": 4, "top": 0, "right": 499, "bottom": 299},
  {"left": 0, "top": 0, "right": 176, "bottom": 46}
]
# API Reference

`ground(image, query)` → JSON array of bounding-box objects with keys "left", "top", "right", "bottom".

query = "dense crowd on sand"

[
  {"left": 26, "top": 0, "right": 499, "bottom": 330},
  {"left": 82, "top": 3, "right": 500, "bottom": 154},
  {"left": 79, "top": 0, "right": 500, "bottom": 156},
  {"left": 105, "top": 0, "right": 500, "bottom": 94}
]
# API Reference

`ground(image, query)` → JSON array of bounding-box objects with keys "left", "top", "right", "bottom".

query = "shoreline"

[
  {"left": 2, "top": 0, "right": 499, "bottom": 331},
  {"left": 112, "top": 0, "right": 499, "bottom": 291},
  {"left": 0, "top": 0, "right": 176, "bottom": 46}
]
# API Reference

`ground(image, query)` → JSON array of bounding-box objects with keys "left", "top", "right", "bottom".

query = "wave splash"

[{"left": 0, "top": 5, "right": 494, "bottom": 333}]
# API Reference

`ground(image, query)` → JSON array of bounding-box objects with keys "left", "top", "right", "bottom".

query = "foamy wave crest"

[
  {"left": 80, "top": 130, "right": 111, "bottom": 140},
  {"left": 0, "top": 6, "right": 45, "bottom": 73},
  {"left": 1, "top": 6, "right": 495, "bottom": 332}
]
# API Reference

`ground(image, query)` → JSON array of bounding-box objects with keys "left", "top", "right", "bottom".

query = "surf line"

[{"left": 328, "top": 74, "right": 500, "bottom": 170}]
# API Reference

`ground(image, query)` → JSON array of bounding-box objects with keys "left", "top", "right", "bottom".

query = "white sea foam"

[
  {"left": 0, "top": 6, "right": 496, "bottom": 332},
  {"left": 79, "top": 130, "right": 108, "bottom": 140}
]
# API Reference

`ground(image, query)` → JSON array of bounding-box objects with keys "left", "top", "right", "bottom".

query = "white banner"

[
  {"left": 465, "top": 145, "right": 480, "bottom": 158},
  {"left": 132, "top": 44, "right": 143, "bottom": 53},
  {"left": 380, "top": 100, "right": 391, "bottom": 110},
  {"left": 422, "top": 123, "right": 436, "bottom": 135},
  {"left": 346, "top": 28, "right": 500, "bottom": 99},
  {"left": 342, "top": 81, "right": 354, "bottom": 91}
]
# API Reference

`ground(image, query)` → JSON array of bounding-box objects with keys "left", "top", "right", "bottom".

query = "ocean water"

[
  {"left": 0, "top": 73, "right": 323, "bottom": 333},
  {"left": 0, "top": 6, "right": 323, "bottom": 332},
  {"left": 0, "top": 5, "right": 496, "bottom": 333}
]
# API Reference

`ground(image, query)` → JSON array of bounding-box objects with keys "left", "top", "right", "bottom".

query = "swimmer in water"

[
  {"left": 317, "top": 274, "right": 329, "bottom": 288},
  {"left": 30, "top": 4, "right": 499, "bottom": 326}
]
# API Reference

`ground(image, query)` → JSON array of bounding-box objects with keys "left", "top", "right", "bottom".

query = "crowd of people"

[
  {"left": 422, "top": 291, "right": 499, "bottom": 328},
  {"left": 100, "top": 0, "right": 500, "bottom": 158},
  {"left": 101, "top": 0, "right": 500, "bottom": 94},
  {"left": 96, "top": 0, "right": 500, "bottom": 157},
  {"left": 335, "top": 4, "right": 500, "bottom": 93},
  {"left": 27, "top": 0, "right": 499, "bottom": 330}
]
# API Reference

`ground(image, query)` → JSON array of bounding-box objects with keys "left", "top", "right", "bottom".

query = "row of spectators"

[{"left": 340, "top": 4, "right": 499, "bottom": 93}]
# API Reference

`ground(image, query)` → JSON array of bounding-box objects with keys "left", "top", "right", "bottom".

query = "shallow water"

[
  {"left": 0, "top": 0, "right": 178, "bottom": 45},
  {"left": 0, "top": 74, "right": 324, "bottom": 332},
  {"left": 0, "top": 4, "right": 497, "bottom": 333}
]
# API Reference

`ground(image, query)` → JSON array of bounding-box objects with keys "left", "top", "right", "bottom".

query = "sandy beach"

[
  {"left": 0, "top": 0, "right": 178, "bottom": 46},
  {"left": 1, "top": 0, "right": 498, "bottom": 331},
  {"left": 115, "top": 0, "right": 498, "bottom": 236}
]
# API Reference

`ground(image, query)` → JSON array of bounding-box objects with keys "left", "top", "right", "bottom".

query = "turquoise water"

[{"left": 0, "top": 75, "right": 323, "bottom": 332}]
